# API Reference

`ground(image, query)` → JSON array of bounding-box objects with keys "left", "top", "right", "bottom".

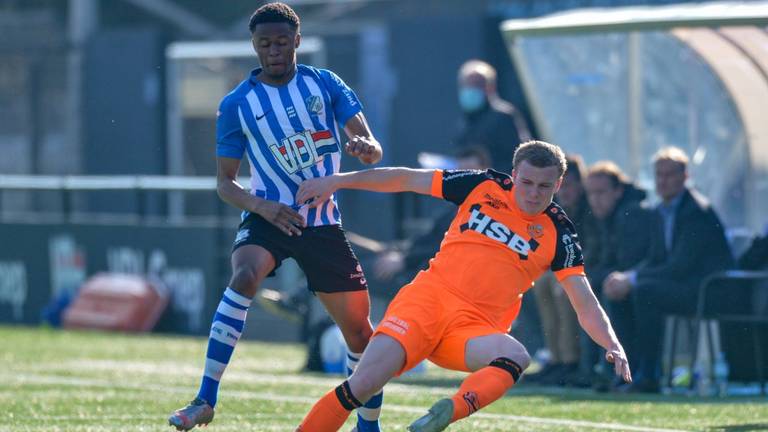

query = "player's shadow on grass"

[{"left": 709, "top": 424, "right": 768, "bottom": 431}]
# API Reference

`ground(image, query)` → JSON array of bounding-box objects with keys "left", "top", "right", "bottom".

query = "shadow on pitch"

[{"left": 709, "top": 424, "right": 768, "bottom": 431}]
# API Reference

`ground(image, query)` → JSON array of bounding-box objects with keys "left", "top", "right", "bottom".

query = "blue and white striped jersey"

[{"left": 216, "top": 64, "right": 363, "bottom": 227}]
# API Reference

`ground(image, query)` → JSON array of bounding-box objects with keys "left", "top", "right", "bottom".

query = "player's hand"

[
  {"left": 605, "top": 345, "right": 632, "bottom": 384},
  {"left": 344, "top": 136, "right": 379, "bottom": 164},
  {"left": 296, "top": 176, "right": 338, "bottom": 209},
  {"left": 256, "top": 200, "right": 305, "bottom": 236}
]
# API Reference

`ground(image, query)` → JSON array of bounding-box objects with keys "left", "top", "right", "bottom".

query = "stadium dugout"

[{"left": 499, "top": 0, "right": 768, "bottom": 394}]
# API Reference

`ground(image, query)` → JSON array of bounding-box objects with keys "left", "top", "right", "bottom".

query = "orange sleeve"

[
  {"left": 553, "top": 265, "right": 586, "bottom": 282},
  {"left": 430, "top": 170, "right": 444, "bottom": 199}
]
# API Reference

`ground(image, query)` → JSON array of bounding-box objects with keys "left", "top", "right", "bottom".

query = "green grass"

[{"left": 1, "top": 326, "right": 766, "bottom": 431}]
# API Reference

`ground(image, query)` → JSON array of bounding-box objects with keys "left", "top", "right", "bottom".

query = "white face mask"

[{"left": 458, "top": 87, "right": 486, "bottom": 113}]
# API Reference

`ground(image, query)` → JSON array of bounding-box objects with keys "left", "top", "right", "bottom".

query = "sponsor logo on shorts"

[
  {"left": 234, "top": 229, "right": 249, "bottom": 244},
  {"left": 381, "top": 316, "right": 409, "bottom": 335}
]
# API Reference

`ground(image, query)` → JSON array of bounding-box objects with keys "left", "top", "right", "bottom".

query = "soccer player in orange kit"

[{"left": 294, "top": 140, "right": 632, "bottom": 432}]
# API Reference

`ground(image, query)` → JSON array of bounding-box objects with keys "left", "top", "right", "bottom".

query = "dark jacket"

[
  {"left": 560, "top": 193, "right": 599, "bottom": 268},
  {"left": 588, "top": 184, "right": 654, "bottom": 290},
  {"left": 738, "top": 234, "right": 768, "bottom": 270},
  {"left": 454, "top": 99, "right": 531, "bottom": 173},
  {"left": 634, "top": 188, "right": 734, "bottom": 290}
]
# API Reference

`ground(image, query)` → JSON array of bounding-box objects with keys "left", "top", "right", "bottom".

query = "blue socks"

[
  {"left": 346, "top": 351, "right": 383, "bottom": 432},
  {"left": 197, "top": 287, "right": 252, "bottom": 407}
]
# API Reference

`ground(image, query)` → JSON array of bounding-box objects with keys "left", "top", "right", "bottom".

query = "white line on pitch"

[{"left": 3, "top": 373, "right": 691, "bottom": 432}]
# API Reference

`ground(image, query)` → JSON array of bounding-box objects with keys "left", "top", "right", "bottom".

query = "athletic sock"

[
  {"left": 196, "top": 287, "right": 252, "bottom": 407},
  {"left": 450, "top": 357, "right": 522, "bottom": 422},
  {"left": 298, "top": 381, "right": 361, "bottom": 431},
  {"left": 346, "top": 351, "right": 383, "bottom": 432}
]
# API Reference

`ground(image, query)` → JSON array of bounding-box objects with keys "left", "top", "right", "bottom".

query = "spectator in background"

[
  {"left": 527, "top": 155, "right": 595, "bottom": 386},
  {"left": 583, "top": 161, "right": 654, "bottom": 388},
  {"left": 454, "top": 60, "right": 532, "bottom": 174},
  {"left": 604, "top": 147, "right": 734, "bottom": 393}
]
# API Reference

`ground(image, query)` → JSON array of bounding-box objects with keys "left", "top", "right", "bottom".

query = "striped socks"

[
  {"left": 196, "top": 287, "right": 252, "bottom": 407},
  {"left": 346, "top": 351, "right": 383, "bottom": 432}
]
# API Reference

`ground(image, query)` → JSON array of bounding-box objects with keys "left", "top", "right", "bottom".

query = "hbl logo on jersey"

[{"left": 270, "top": 130, "right": 338, "bottom": 174}]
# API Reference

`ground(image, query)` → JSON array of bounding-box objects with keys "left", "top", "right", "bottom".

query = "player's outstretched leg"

[
  {"left": 409, "top": 333, "right": 530, "bottom": 432},
  {"left": 316, "top": 290, "right": 381, "bottom": 432},
  {"left": 298, "top": 334, "right": 404, "bottom": 432}
]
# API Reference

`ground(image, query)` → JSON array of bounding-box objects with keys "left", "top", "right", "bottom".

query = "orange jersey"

[{"left": 413, "top": 169, "right": 585, "bottom": 331}]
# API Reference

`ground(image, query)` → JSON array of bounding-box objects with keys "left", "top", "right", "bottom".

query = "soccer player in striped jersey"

[{"left": 169, "top": 3, "right": 384, "bottom": 431}]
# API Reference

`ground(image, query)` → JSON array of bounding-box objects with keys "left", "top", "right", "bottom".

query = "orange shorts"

[{"left": 373, "top": 276, "right": 512, "bottom": 376}]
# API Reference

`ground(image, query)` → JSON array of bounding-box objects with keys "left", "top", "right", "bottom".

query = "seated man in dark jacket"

[
  {"left": 584, "top": 161, "right": 655, "bottom": 383},
  {"left": 603, "top": 147, "right": 734, "bottom": 392}
]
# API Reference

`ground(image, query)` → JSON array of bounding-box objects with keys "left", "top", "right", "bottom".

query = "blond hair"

[
  {"left": 512, "top": 140, "right": 567, "bottom": 177},
  {"left": 652, "top": 146, "right": 689, "bottom": 172}
]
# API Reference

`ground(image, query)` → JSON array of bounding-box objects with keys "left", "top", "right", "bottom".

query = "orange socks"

[
  {"left": 450, "top": 357, "right": 522, "bottom": 422},
  {"left": 297, "top": 381, "right": 361, "bottom": 432}
]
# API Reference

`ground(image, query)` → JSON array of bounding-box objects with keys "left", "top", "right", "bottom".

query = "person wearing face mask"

[{"left": 454, "top": 60, "right": 532, "bottom": 174}]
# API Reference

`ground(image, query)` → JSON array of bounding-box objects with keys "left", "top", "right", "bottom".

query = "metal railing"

[{"left": 0, "top": 175, "right": 230, "bottom": 225}]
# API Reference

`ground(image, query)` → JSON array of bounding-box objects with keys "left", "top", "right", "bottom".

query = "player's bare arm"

[
  {"left": 296, "top": 167, "right": 434, "bottom": 208},
  {"left": 343, "top": 112, "right": 383, "bottom": 165},
  {"left": 560, "top": 274, "right": 632, "bottom": 383},
  {"left": 217, "top": 156, "right": 305, "bottom": 236}
]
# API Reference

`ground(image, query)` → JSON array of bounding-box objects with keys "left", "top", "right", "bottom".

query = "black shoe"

[
  {"left": 563, "top": 371, "right": 596, "bottom": 389},
  {"left": 540, "top": 362, "right": 579, "bottom": 387},
  {"left": 615, "top": 379, "right": 660, "bottom": 394},
  {"left": 524, "top": 363, "right": 563, "bottom": 384}
]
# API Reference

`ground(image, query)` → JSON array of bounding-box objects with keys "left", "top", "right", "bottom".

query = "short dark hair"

[
  {"left": 587, "top": 160, "right": 629, "bottom": 188},
  {"left": 564, "top": 154, "right": 586, "bottom": 184},
  {"left": 456, "top": 145, "right": 491, "bottom": 169},
  {"left": 249, "top": 2, "right": 300, "bottom": 33},
  {"left": 512, "top": 140, "right": 567, "bottom": 177}
]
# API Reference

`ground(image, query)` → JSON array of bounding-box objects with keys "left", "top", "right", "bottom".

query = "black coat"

[
  {"left": 635, "top": 188, "right": 734, "bottom": 291},
  {"left": 588, "top": 184, "right": 654, "bottom": 291},
  {"left": 454, "top": 99, "right": 531, "bottom": 173}
]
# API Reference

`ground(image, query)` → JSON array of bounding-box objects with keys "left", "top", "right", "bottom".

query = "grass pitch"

[{"left": 1, "top": 326, "right": 766, "bottom": 431}]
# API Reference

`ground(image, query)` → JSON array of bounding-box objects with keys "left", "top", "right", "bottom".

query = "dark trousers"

[
  {"left": 605, "top": 296, "right": 638, "bottom": 373},
  {"left": 631, "top": 279, "right": 695, "bottom": 383}
]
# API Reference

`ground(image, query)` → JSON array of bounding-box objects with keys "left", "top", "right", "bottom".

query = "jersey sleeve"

[
  {"left": 216, "top": 96, "right": 247, "bottom": 159},
  {"left": 547, "top": 205, "right": 586, "bottom": 280},
  {"left": 430, "top": 169, "right": 496, "bottom": 205},
  {"left": 319, "top": 69, "right": 363, "bottom": 127}
]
